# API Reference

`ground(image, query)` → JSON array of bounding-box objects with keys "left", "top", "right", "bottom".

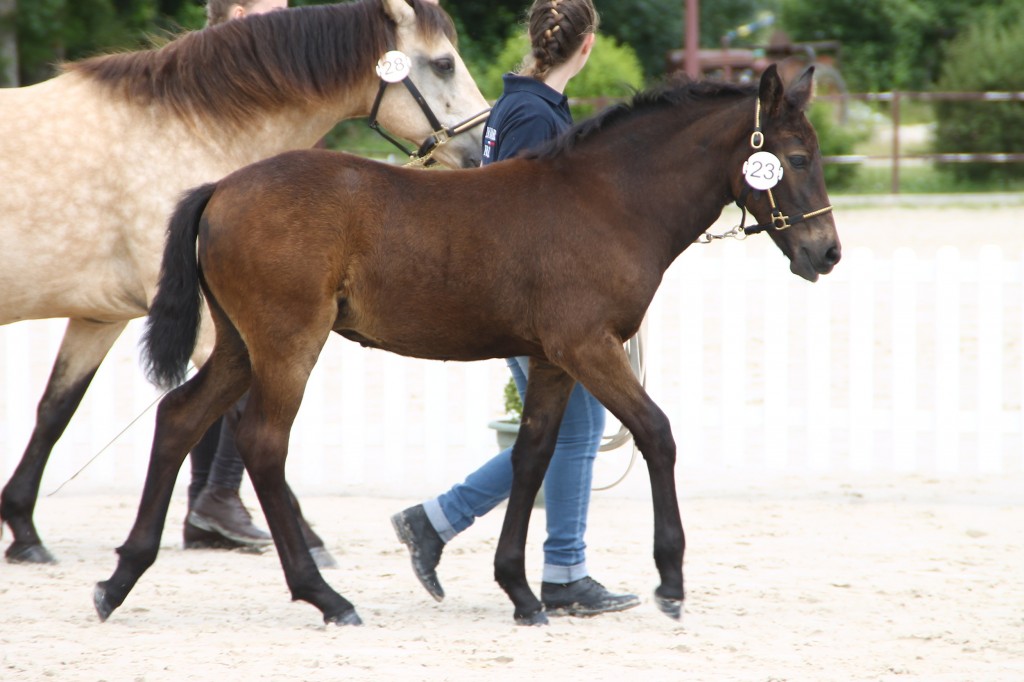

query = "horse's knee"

[{"left": 636, "top": 417, "right": 676, "bottom": 469}]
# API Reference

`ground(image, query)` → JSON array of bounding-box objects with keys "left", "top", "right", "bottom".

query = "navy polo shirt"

[{"left": 481, "top": 74, "right": 573, "bottom": 166}]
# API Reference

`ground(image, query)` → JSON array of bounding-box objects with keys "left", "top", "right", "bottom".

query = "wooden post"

[
  {"left": 890, "top": 90, "right": 901, "bottom": 194},
  {"left": 684, "top": 0, "right": 699, "bottom": 79}
]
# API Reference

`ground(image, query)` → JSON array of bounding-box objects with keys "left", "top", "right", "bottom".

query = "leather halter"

[
  {"left": 735, "top": 97, "right": 834, "bottom": 236},
  {"left": 366, "top": 67, "right": 490, "bottom": 167}
]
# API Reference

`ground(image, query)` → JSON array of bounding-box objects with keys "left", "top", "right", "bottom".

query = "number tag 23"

[{"left": 743, "top": 151, "right": 784, "bottom": 191}]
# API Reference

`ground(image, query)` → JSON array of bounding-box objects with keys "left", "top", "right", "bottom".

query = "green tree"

[
  {"left": 596, "top": 0, "right": 681, "bottom": 82},
  {"left": 442, "top": 0, "right": 522, "bottom": 78},
  {"left": 0, "top": 0, "right": 16, "bottom": 86},
  {"left": 779, "top": 0, "right": 1015, "bottom": 92},
  {"left": 596, "top": 0, "right": 778, "bottom": 83},
  {"left": 933, "top": 4, "right": 1024, "bottom": 183},
  {"left": 480, "top": 30, "right": 644, "bottom": 117},
  {"left": 10, "top": 0, "right": 344, "bottom": 85},
  {"left": 779, "top": 0, "right": 937, "bottom": 92},
  {"left": 14, "top": 0, "right": 200, "bottom": 84}
]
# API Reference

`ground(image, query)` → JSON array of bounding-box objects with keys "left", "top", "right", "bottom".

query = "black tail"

[{"left": 142, "top": 183, "right": 218, "bottom": 390}]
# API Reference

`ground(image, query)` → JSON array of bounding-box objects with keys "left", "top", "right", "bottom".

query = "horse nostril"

[{"left": 825, "top": 246, "right": 841, "bottom": 265}]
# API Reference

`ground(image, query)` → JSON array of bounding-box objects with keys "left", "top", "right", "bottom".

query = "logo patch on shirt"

[{"left": 483, "top": 125, "right": 497, "bottom": 159}]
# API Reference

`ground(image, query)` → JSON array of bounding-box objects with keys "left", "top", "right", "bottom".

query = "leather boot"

[
  {"left": 183, "top": 519, "right": 246, "bottom": 550},
  {"left": 541, "top": 576, "right": 640, "bottom": 617},
  {"left": 188, "top": 485, "right": 272, "bottom": 547},
  {"left": 391, "top": 505, "right": 445, "bottom": 601}
]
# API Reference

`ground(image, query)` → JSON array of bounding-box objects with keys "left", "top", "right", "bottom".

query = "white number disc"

[
  {"left": 743, "top": 150, "right": 784, "bottom": 190},
  {"left": 376, "top": 50, "right": 412, "bottom": 83}
]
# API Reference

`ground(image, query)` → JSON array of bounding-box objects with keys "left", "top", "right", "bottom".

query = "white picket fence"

[{"left": 2, "top": 237, "right": 1022, "bottom": 501}]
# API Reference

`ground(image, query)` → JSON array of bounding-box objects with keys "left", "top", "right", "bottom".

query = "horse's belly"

[{"left": 333, "top": 324, "right": 524, "bottom": 363}]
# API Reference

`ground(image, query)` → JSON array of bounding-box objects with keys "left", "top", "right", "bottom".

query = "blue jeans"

[{"left": 423, "top": 357, "right": 605, "bottom": 583}]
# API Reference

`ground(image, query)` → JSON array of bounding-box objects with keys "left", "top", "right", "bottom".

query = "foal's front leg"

[{"left": 494, "top": 360, "right": 575, "bottom": 625}]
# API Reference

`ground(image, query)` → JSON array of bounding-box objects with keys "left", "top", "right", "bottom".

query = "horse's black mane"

[{"left": 522, "top": 79, "right": 757, "bottom": 161}]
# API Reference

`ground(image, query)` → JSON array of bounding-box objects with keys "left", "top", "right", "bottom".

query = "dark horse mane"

[
  {"left": 62, "top": 0, "right": 454, "bottom": 130},
  {"left": 522, "top": 79, "right": 757, "bottom": 161}
]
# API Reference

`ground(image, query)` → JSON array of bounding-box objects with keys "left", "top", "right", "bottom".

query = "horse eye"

[
  {"left": 431, "top": 57, "right": 455, "bottom": 75},
  {"left": 789, "top": 155, "right": 809, "bottom": 169}
]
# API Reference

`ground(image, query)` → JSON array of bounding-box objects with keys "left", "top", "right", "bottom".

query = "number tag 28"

[
  {"left": 743, "top": 151, "right": 784, "bottom": 191},
  {"left": 376, "top": 50, "right": 412, "bottom": 83}
]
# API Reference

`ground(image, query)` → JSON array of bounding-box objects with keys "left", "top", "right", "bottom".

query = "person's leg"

[
  {"left": 187, "top": 419, "right": 219, "bottom": 508},
  {"left": 395, "top": 357, "right": 638, "bottom": 614},
  {"left": 423, "top": 447, "right": 512, "bottom": 539},
  {"left": 538, "top": 378, "right": 603, "bottom": 582},
  {"left": 532, "top": 360, "right": 639, "bottom": 616},
  {"left": 208, "top": 402, "right": 246, "bottom": 491},
  {"left": 188, "top": 393, "right": 272, "bottom": 546},
  {"left": 184, "top": 420, "right": 242, "bottom": 549},
  {"left": 392, "top": 358, "right": 527, "bottom": 599},
  {"left": 423, "top": 356, "right": 528, "bottom": 538}
]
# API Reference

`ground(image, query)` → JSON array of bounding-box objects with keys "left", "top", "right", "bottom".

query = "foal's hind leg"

[
  {"left": 494, "top": 360, "right": 576, "bottom": 625},
  {"left": 2, "top": 318, "right": 126, "bottom": 564},
  {"left": 236, "top": 332, "right": 359, "bottom": 625},
  {"left": 567, "top": 338, "right": 684, "bottom": 620},
  {"left": 94, "top": 340, "right": 250, "bottom": 621}
]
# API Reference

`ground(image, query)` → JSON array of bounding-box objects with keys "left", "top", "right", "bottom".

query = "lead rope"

[{"left": 46, "top": 364, "right": 196, "bottom": 496}]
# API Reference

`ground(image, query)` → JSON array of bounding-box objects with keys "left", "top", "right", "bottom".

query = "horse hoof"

[
  {"left": 654, "top": 593, "right": 682, "bottom": 621},
  {"left": 514, "top": 609, "right": 549, "bottom": 626},
  {"left": 93, "top": 583, "right": 116, "bottom": 622},
  {"left": 310, "top": 546, "right": 338, "bottom": 570},
  {"left": 5, "top": 542, "right": 57, "bottom": 565},
  {"left": 326, "top": 609, "right": 362, "bottom": 626}
]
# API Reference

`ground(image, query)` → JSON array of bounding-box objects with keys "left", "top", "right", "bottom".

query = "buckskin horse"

[
  {"left": 94, "top": 66, "right": 840, "bottom": 626},
  {"left": 0, "top": 0, "right": 488, "bottom": 565}
]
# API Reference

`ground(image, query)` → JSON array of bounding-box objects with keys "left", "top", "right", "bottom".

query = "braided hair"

[{"left": 520, "top": 0, "right": 600, "bottom": 81}]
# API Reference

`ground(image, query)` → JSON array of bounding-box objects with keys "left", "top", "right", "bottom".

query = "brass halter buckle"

[{"left": 771, "top": 210, "right": 792, "bottom": 230}]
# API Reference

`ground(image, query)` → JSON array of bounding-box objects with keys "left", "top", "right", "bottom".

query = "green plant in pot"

[
  {"left": 487, "top": 376, "right": 522, "bottom": 450},
  {"left": 487, "top": 376, "right": 545, "bottom": 507}
]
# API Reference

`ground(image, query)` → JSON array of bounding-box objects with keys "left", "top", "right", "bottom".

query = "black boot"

[
  {"left": 391, "top": 505, "right": 445, "bottom": 601},
  {"left": 541, "top": 576, "right": 640, "bottom": 617},
  {"left": 188, "top": 485, "right": 272, "bottom": 547},
  {"left": 183, "top": 519, "right": 247, "bottom": 550}
]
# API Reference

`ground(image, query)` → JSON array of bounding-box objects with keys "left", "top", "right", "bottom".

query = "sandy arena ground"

[{"left": 2, "top": 472, "right": 1022, "bottom": 681}]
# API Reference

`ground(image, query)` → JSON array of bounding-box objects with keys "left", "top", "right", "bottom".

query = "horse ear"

[
  {"left": 758, "top": 64, "right": 785, "bottom": 117},
  {"left": 785, "top": 66, "right": 815, "bottom": 112},
  {"left": 381, "top": 0, "right": 416, "bottom": 27}
]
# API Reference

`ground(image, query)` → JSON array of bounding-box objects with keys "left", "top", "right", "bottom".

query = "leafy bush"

[
  {"left": 807, "top": 102, "right": 867, "bottom": 190},
  {"left": 932, "top": 5, "right": 1024, "bottom": 183},
  {"left": 480, "top": 32, "right": 644, "bottom": 119},
  {"left": 502, "top": 377, "right": 523, "bottom": 423}
]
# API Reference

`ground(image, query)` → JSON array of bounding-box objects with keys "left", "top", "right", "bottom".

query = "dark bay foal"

[{"left": 95, "top": 65, "right": 840, "bottom": 626}]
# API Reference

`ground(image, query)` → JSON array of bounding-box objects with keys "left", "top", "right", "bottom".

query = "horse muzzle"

[{"left": 791, "top": 242, "right": 842, "bottom": 282}]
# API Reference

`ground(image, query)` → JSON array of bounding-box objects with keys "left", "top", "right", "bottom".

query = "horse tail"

[{"left": 142, "top": 182, "right": 217, "bottom": 390}]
